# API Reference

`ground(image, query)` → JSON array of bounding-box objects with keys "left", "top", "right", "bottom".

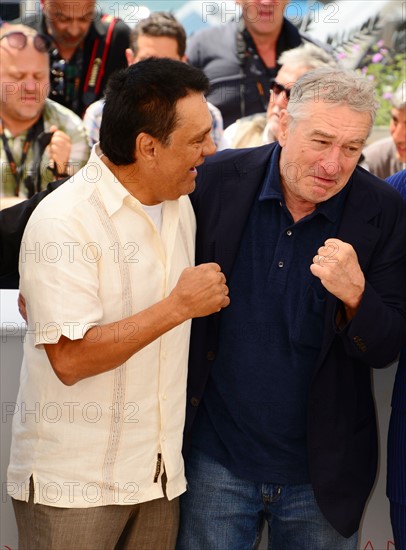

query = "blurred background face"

[
  {"left": 127, "top": 34, "right": 186, "bottom": 65},
  {"left": 0, "top": 36, "right": 49, "bottom": 125},
  {"left": 236, "top": 0, "right": 289, "bottom": 37},
  {"left": 266, "top": 64, "right": 309, "bottom": 139},
  {"left": 42, "top": 0, "right": 95, "bottom": 50},
  {"left": 390, "top": 106, "right": 406, "bottom": 162}
]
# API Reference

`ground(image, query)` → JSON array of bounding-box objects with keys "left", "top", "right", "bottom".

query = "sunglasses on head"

[
  {"left": 270, "top": 79, "right": 291, "bottom": 100},
  {"left": 0, "top": 31, "right": 53, "bottom": 53}
]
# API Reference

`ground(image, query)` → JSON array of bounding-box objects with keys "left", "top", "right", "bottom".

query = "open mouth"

[{"left": 21, "top": 97, "right": 40, "bottom": 103}]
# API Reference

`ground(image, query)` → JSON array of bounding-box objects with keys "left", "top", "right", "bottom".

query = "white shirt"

[
  {"left": 222, "top": 117, "right": 273, "bottom": 150},
  {"left": 8, "top": 147, "right": 196, "bottom": 507}
]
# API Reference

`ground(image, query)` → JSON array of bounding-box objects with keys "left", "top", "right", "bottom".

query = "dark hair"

[
  {"left": 99, "top": 58, "right": 209, "bottom": 165},
  {"left": 130, "top": 11, "right": 186, "bottom": 58}
]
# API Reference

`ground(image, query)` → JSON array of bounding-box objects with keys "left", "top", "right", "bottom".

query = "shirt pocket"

[{"left": 290, "top": 284, "right": 326, "bottom": 349}]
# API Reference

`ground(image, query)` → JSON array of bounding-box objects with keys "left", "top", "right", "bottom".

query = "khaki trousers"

[{"left": 12, "top": 476, "right": 179, "bottom": 550}]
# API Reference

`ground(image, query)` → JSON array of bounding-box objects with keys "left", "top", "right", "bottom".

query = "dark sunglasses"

[
  {"left": 270, "top": 79, "right": 291, "bottom": 100},
  {"left": 0, "top": 31, "right": 53, "bottom": 53}
]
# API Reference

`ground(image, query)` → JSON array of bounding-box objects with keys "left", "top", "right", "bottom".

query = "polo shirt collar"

[{"left": 259, "top": 143, "right": 351, "bottom": 223}]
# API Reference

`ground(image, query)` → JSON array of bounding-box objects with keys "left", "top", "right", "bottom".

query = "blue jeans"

[{"left": 176, "top": 448, "right": 358, "bottom": 550}]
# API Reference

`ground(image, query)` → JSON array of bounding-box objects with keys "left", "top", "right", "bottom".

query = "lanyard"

[{"left": 0, "top": 119, "right": 36, "bottom": 196}]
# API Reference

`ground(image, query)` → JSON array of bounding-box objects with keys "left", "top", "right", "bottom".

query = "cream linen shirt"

[{"left": 8, "top": 147, "right": 196, "bottom": 507}]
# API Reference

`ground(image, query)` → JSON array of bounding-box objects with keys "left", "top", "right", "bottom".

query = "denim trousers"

[{"left": 176, "top": 448, "right": 358, "bottom": 550}]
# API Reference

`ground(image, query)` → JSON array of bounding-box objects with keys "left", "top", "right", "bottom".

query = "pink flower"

[{"left": 372, "top": 53, "right": 384, "bottom": 63}]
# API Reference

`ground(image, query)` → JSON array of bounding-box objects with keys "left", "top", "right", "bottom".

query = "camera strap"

[{"left": 82, "top": 14, "right": 118, "bottom": 111}]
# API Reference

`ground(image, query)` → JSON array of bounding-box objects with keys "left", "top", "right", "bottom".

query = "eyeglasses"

[
  {"left": 0, "top": 31, "right": 53, "bottom": 53},
  {"left": 270, "top": 79, "right": 291, "bottom": 100}
]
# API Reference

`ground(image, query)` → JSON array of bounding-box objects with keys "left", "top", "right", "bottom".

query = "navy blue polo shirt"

[{"left": 192, "top": 145, "right": 350, "bottom": 484}]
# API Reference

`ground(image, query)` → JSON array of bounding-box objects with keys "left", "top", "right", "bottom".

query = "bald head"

[
  {"left": 0, "top": 24, "right": 50, "bottom": 133},
  {"left": 1, "top": 23, "right": 40, "bottom": 40}
]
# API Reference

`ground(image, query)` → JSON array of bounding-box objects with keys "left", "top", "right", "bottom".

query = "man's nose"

[
  {"left": 23, "top": 79, "right": 38, "bottom": 93},
  {"left": 321, "top": 146, "right": 341, "bottom": 175},
  {"left": 203, "top": 135, "right": 217, "bottom": 157},
  {"left": 67, "top": 22, "right": 84, "bottom": 37},
  {"left": 275, "top": 91, "right": 288, "bottom": 108}
]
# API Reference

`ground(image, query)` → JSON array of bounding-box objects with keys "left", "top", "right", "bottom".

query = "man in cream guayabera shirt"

[{"left": 7, "top": 59, "right": 229, "bottom": 550}]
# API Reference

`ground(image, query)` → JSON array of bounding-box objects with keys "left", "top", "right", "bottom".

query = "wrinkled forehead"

[
  {"left": 0, "top": 39, "right": 50, "bottom": 73},
  {"left": 134, "top": 35, "right": 182, "bottom": 62}
]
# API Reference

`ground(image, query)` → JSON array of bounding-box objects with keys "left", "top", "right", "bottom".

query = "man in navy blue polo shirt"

[{"left": 177, "top": 68, "right": 406, "bottom": 549}]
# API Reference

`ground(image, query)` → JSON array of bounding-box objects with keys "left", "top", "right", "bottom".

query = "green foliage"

[{"left": 358, "top": 42, "right": 405, "bottom": 126}]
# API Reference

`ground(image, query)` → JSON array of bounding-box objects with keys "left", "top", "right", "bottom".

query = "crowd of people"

[{"left": 1, "top": 1, "right": 406, "bottom": 549}]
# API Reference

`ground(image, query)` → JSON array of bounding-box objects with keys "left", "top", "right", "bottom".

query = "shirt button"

[
  {"left": 190, "top": 397, "right": 200, "bottom": 407},
  {"left": 278, "top": 261, "right": 284, "bottom": 268},
  {"left": 286, "top": 230, "right": 292, "bottom": 236},
  {"left": 162, "top": 394, "right": 167, "bottom": 400}
]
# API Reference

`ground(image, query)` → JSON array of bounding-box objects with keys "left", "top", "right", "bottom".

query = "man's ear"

[
  {"left": 136, "top": 133, "right": 157, "bottom": 161},
  {"left": 278, "top": 109, "right": 289, "bottom": 146},
  {"left": 125, "top": 48, "right": 135, "bottom": 66}
]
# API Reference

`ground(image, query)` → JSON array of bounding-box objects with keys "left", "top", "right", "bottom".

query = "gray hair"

[
  {"left": 287, "top": 67, "right": 378, "bottom": 126},
  {"left": 391, "top": 81, "right": 406, "bottom": 110},
  {"left": 278, "top": 43, "right": 337, "bottom": 71}
]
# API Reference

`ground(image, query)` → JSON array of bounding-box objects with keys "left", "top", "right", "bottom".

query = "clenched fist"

[
  {"left": 310, "top": 238, "right": 365, "bottom": 317},
  {"left": 47, "top": 125, "right": 72, "bottom": 176},
  {"left": 170, "top": 262, "right": 230, "bottom": 320}
]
